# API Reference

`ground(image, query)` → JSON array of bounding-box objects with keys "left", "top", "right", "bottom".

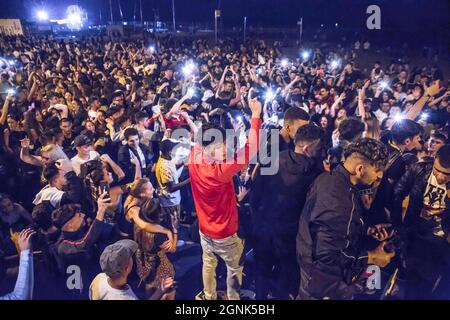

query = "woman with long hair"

[
  {"left": 363, "top": 116, "right": 381, "bottom": 140},
  {"left": 134, "top": 198, "right": 176, "bottom": 300},
  {"left": 23, "top": 110, "right": 43, "bottom": 149},
  {"left": 120, "top": 178, "right": 174, "bottom": 253}
]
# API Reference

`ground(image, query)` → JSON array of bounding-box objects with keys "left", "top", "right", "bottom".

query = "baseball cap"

[
  {"left": 160, "top": 139, "right": 180, "bottom": 156},
  {"left": 105, "top": 105, "right": 121, "bottom": 117},
  {"left": 100, "top": 240, "right": 138, "bottom": 278},
  {"left": 73, "top": 134, "right": 93, "bottom": 148}
]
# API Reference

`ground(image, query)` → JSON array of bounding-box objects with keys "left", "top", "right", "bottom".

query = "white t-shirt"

[
  {"left": 33, "top": 185, "right": 65, "bottom": 207},
  {"left": 71, "top": 151, "right": 100, "bottom": 176},
  {"left": 89, "top": 273, "right": 138, "bottom": 300},
  {"left": 423, "top": 173, "right": 447, "bottom": 210}
]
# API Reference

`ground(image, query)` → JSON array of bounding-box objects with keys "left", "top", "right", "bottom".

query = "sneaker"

[
  {"left": 195, "top": 291, "right": 207, "bottom": 300},
  {"left": 176, "top": 240, "right": 185, "bottom": 248},
  {"left": 240, "top": 290, "right": 256, "bottom": 300},
  {"left": 217, "top": 290, "right": 228, "bottom": 300}
]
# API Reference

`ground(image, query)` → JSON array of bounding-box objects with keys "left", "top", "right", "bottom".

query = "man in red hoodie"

[{"left": 189, "top": 93, "right": 262, "bottom": 300}]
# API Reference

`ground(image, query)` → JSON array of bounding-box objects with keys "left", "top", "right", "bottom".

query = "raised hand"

[
  {"left": 248, "top": 88, "right": 262, "bottom": 118},
  {"left": 18, "top": 228, "right": 36, "bottom": 252},
  {"left": 20, "top": 137, "right": 30, "bottom": 149}
]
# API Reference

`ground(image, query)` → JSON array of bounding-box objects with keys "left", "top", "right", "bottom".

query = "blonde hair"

[
  {"left": 128, "top": 178, "right": 151, "bottom": 199},
  {"left": 40, "top": 144, "right": 69, "bottom": 162}
]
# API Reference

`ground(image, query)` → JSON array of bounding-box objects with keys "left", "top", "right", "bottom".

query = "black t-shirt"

[{"left": 6, "top": 129, "right": 27, "bottom": 153}]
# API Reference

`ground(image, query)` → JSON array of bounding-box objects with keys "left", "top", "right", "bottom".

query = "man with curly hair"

[{"left": 297, "top": 138, "right": 395, "bottom": 300}]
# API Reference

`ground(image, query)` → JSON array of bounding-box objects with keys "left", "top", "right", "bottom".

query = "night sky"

[{"left": 0, "top": 0, "right": 448, "bottom": 33}]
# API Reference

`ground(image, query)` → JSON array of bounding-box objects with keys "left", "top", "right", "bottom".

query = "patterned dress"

[{"left": 133, "top": 215, "right": 175, "bottom": 299}]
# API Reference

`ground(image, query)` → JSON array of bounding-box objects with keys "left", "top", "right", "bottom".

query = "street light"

[
  {"left": 301, "top": 51, "right": 310, "bottom": 60},
  {"left": 66, "top": 5, "right": 84, "bottom": 30},
  {"left": 172, "top": 0, "right": 176, "bottom": 31},
  {"left": 37, "top": 10, "right": 49, "bottom": 21}
]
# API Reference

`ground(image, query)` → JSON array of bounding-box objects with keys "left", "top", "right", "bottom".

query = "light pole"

[
  {"left": 140, "top": 0, "right": 143, "bottom": 26},
  {"left": 215, "top": 9, "right": 221, "bottom": 43},
  {"left": 298, "top": 17, "right": 303, "bottom": 45},
  {"left": 243, "top": 16, "right": 247, "bottom": 42},
  {"left": 172, "top": 0, "right": 176, "bottom": 32},
  {"left": 109, "top": 0, "right": 114, "bottom": 24}
]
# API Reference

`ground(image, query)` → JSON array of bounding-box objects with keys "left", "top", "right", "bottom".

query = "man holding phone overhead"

[{"left": 189, "top": 90, "right": 262, "bottom": 300}]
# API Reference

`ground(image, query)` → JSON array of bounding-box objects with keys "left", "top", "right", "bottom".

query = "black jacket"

[
  {"left": 61, "top": 171, "right": 93, "bottom": 216},
  {"left": 392, "top": 160, "right": 450, "bottom": 279},
  {"left": 297, "top": 165, "right": 371, "bottom": 299},
  {"left": 252, "top": 150, "right": 322, "bottom": 234},
  {"left": 393, "top": 159, "right": 450, "bottom": 236},
  {"left": 368, "top": 145, "right": 414, "bottom": 226},
  {"left": 118, "top": 143, "right": 154, "bottom": 184},
  {"left": 56, "top": 219, "right": 106, "bottom": 262}
]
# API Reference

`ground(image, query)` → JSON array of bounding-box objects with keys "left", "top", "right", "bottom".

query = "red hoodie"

[{"left": 188, "top": 118, "right": 262, "bottom": 239}]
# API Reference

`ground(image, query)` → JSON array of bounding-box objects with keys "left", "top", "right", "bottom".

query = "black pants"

[
  {"left": 17, "top": 171, "right": 42, "bottom": 211},
  {"left": 252, "top": 223, "right": 299, "bottom": 300},
  {"left": 404, "top": 236, "right": 450, "bottom": 299}
]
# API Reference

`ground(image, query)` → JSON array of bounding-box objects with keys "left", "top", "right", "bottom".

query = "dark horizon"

[{"left": 0, "top": 0, "right": 448, "bottom": 32}]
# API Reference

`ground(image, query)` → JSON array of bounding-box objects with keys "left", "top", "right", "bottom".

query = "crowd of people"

[{"left": 0, "top": 33, "right": 449, "bottom": 300}]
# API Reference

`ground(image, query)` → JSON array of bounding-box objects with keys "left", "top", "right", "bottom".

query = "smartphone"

[{"left": 99, "top": 181, "right": 110, "bottom": 198}]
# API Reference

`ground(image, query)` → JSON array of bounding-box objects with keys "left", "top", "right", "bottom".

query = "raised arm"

[
  {"left": 229, "top": 69, "right": 241, "bottom": 107},
  {"left": 165, "top": 91, "right": 193, "bottom": 120},
  {"left": 405, "top": 81, "right": 442, "bottom": 120},
  {"left": 0, "top": 95, "right": 11, "bottom": 126},
  {"left": 281, "top": 76, "right": 300, "bottom": 98},
  {"left": 0, "top": 229, "right": 34, "bottom": 300},
  {"left": 330, "top": 92, "right": 346, "bottom": 119},
  {"left": 427, "top": 90, "right": 449, "bottom": 108},
  {"left": 216, "top": 90, "right": 262, "bottom": 181},
  {"left": 180, "top": 111, "right": 199, "bottom": 136},
  {"left": 357, "top": 80, "right": 371, "bottom": 119},
  {"left": 19, "top": 138, "right": 42, "bottom": 167},
  {"left": 130, "top": 153, "right": 142, "bottom": 181},
  {"left": 130, "top": 207, "right": 172, "bottom": 236},
  {"left": 100, "top": 154, "right": 125, "bottom": 181},
  {"left": 215, "top": 66, "right": 229, "bottom": 98}
]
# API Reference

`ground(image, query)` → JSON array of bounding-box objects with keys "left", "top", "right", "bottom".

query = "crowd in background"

[{"left": 0, "top": 33, "right": 449, "bottom": 300}]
